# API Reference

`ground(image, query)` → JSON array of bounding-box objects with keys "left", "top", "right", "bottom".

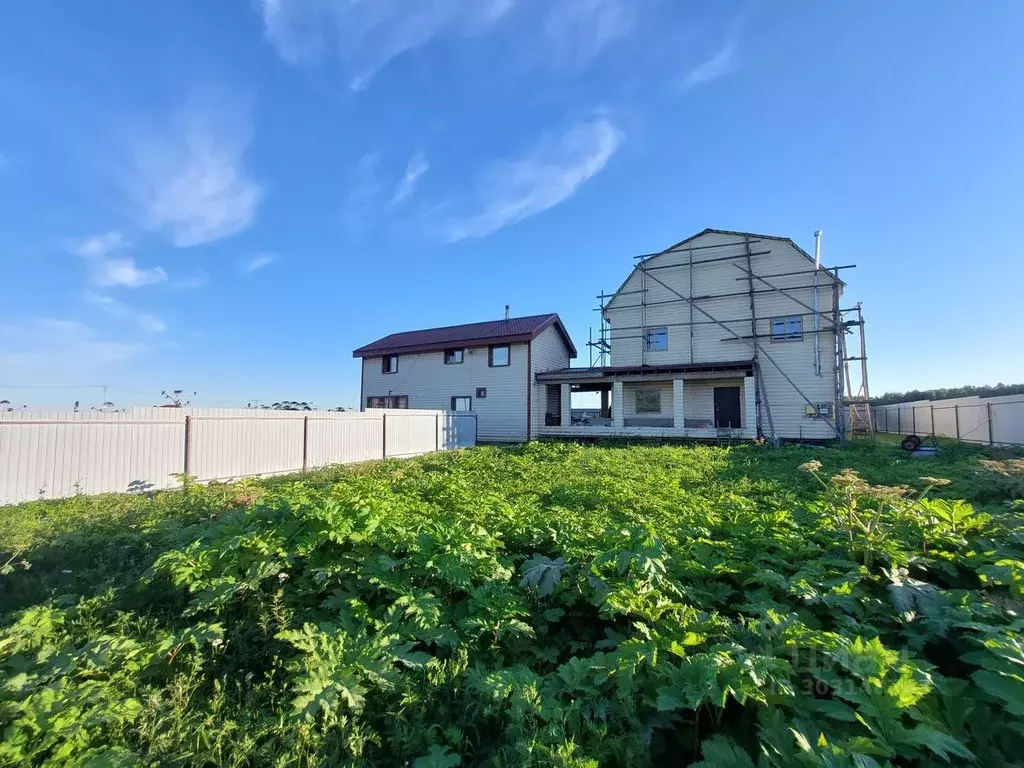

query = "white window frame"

[
  {"left": 643, "top": 327, "right": 668, "bottom": 352},
  {"left": 770, "top": 316, "right": 803, "bottom": 342}
]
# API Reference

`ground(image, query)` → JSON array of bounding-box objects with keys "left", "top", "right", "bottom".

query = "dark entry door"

[{"left": 713, "top": 386, "right": 742, "bottom": 428}]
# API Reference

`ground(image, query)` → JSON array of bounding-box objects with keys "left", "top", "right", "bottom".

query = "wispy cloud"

[
  {"left": 70, "top": 231, "right": 167, "bottom": 288},
  {"left": 391, "top": 153, "right": 429, "bottom": 204},
  {"left": 172, "top": 269, "right": 209, "bottom": 290},
  {"left": 242, "top": 253, "right": 276, "bottom": 273},
  {"left": 258, "top": 0, "right": 516, "bottom": 90},
  {"left": 543, "top": 0, "right": 634, "bottom": 72},
  {"left": 85, "top": 292, "right": 166, "bottom": 332},
  {"left": 0, "top": 318, "right": 144, "bottom": 382},
  {"left": 681, "top": 38, "right": 738, "bottom": 90},
  {"left": 130, "top": 93, "right": 263, "bottom": 247},
  {"left": 444, "top": 117, "right": 622, "bottom": 242}
]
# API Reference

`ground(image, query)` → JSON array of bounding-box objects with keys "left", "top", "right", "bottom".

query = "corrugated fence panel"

[
  {"left": 873, "top": 397, "right": 1024, "bottom": 446},
  {"left": 385, "top": 412, "right": 439, "bottom": 458},
  {"left": 307, "top": 416, "right": 384, "bottom": 467},
  {"left": 0, "top": 408, "right": 476, "bottom": 505},
  {"left": 190, "top": 417, "right": 306, "bottom": 481},
  {"left": 0, "top": 419, "right": 183, "bottom": 504}
]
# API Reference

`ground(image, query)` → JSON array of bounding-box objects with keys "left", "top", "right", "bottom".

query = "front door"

[{"left": 713, "top": 386, "right": 742, "bottom": 428}]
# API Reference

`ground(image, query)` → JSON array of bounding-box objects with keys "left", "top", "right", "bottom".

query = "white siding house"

[
  {"left": 535, "top": 229, "right": 849, "bottom": 441},
  {"left": 354, "top": 314, "right": 575, "bottom": 442}
]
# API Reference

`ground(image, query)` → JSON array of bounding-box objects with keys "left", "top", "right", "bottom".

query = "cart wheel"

[{"left": 901, "top": 434, "right": 922, "bottom": 452}]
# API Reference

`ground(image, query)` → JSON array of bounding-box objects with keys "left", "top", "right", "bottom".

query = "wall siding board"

[
  {"left": 361, "top": 343, "right": 531, "bottom": 442},
  {"left": 604, "top": 232, "right": 839, "bottom": 439}
]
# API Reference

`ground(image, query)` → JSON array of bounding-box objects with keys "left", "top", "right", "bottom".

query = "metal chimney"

[{"left": 504, "top": 304, "right": 510, "bottom": 320}]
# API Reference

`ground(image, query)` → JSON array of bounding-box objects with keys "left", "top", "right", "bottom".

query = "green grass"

[{"left": 0, "top": 439, "right": 1022, "bottom": 767}]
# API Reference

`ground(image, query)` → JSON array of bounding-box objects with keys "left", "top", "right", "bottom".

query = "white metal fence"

[
  {"left": 0, "top": 407, "right": 477, "bottom": 505},
  {"left": 873, "top": 395, "right": 1024, "bottom": 447}
]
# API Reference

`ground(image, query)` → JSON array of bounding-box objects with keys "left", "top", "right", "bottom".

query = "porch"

[{"left": 535, "top": 361, "right": 758, "bottom": 440}]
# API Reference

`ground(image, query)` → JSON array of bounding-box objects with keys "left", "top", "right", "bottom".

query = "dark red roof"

[{"left": 352, "top": 313, "right": 577, "bottom": 358}]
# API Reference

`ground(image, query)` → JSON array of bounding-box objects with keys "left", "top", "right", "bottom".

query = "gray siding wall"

[
  {"left": 361, "top": 343, "right": 529, "bottom": 442},
  {"left": 604, "top": 231, "right": 840, "bottom": 439},
  {"left": 529, "top": 325, "right": 573, "bottom": 438}
]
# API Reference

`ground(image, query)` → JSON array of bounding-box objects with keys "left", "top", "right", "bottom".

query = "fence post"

[
  {"left": 897, "top": 409, "right": 901, "bottom": 434},
  {"left": 954, "top": 405, "right": 960, "bottom": 440},
  {"left": 987, "top": 402, "right": 994, "bottom": 446},
  {"left": 912, "top": 407, "right": 917, "bottom": 434},
  {"left": 435, "top": 412, "right": 440, "bottom": 452},
  {"left": 183, "top": 415, "right": 192, "bottom": 482},
  {"left": 302, "top": 415, "right": 309, "bottom": 471},
  {"left": 382, "top": 412, "right": 388, "bottom": 459},
  {"left": 930, "top": 405, "right": 935, "bottom": 436}
]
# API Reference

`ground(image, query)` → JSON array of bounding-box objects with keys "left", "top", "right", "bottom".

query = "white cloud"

[
  {"left": 0, "top": 318, "right": 144, "bottom": 382},
  {"left": 391, "top": 153, "right": 429, "bottom": 204},
  {"left": 444, "top": 117, "right": 622, "bottom": 242},
  {"left": 70, "top": 231, "right": 126, "bottom": 259},
  {"left": 681, "top": 39, "right": 738, "bottom": 90},
  {"left": 258, "top": 0, "right": 516, "bottom": 90},
  {"left": 131, "top": 95, "right": 262, "bottom": 247},
  {"left": 543, "top": 0, "right": 634, "bottom": 72},
  {"left": 93, "top": 257, "right": 167, "bottom": 288},
  {"left": 70, "top": 231, "right": 167, "bottom": 288},
  {"left": 242, "top": 253, "right": 276, "bottom": 273},
  {"left": 85, "top": 293, "right": 166, "bottom": 333}
]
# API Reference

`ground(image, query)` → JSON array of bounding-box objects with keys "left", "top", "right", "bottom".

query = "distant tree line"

[{"left": 871, "top": 382, "right": 1024, "bottom": 406}]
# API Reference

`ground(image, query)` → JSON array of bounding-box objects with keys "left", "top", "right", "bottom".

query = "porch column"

[
  {"left": 744, "top": 377, "right": 757, "bottom": 437},
  {"left": 600, "top": 389, "right": 609, "bottom": 419},
  {"left": 673, "top": 378, "right": 685, "bottom": 431},
  {"left": 612, "top": 381, "right": 624, "bottom": 428},
  {"left": 560, "top": 383, "right": 572, "bottom": 428}
]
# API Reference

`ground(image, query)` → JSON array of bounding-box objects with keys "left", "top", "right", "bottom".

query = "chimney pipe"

[{"left": 504, "top": 304, "right": 510, "bottom": 320}]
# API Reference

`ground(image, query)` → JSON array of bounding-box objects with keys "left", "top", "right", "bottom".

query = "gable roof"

[
  {"left": 352, "top": 313, "right": 577, "bottom": 358},
  {"left": 605, "top": 228, "right": 845, "bottom": 312}
]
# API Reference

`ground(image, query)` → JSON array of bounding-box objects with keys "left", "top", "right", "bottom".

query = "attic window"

[
  {"left": 770, "top": 316, "right": 803, "bottom": 342},
  {"left": 644, "top": 327, "right": 668, "bottom": 351},
  {"left": 382, "top": 355, "right": 399, "bottom": 374},
  {"left": 444, "top": 348, "right": 464, "bottom": 364}
]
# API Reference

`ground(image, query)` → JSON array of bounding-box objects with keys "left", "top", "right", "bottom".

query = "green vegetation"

[
  {"left": 1, "top": 441, "right": 1023, "bottom": 767},
  {"left": 871, "top": 382, "right": 1024, "bottom": 405}
]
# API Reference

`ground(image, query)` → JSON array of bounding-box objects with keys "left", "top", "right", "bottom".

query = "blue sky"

[{"left": 1, "top": 1, "right": 1022, "bottom": 410}]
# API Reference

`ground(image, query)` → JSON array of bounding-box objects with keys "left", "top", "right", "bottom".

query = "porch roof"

[{"left": 535, "top": 360, "right": 754, "bottom": 383}]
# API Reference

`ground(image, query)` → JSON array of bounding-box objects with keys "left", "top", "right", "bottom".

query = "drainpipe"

[{"left": 813, "top": 230, "right": 822, "bottom": 377}]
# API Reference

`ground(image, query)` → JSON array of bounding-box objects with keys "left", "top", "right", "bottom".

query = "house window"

[
  {"left": 366, "top": 395, "right": 408, "bottom": 409},
  {"left": 382, "top": 355, "right": 399, "bottom": 374},
  {"left": 489, "top": 344, "right": 510, "bottom": 367},
  {"left": 444, "top": 348, "right": 464, "bottom": 364},
  {"left": 644, "top": 327, "right": 668, "bottom": 352},
  {"left": 771, "top": 316, "right": 803, "bottom": 342},
  {"left": 635, "top": 389, "right": 661, "bottom": 414},
  {"left": 476, "top": 388, "right": 487, "bottom": 399},
  {"left": 451, "top": 396, "right": 472, "bottom": 412}
]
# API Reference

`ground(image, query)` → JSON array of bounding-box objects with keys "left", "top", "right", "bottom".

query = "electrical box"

[{"left": 805, "top": 403, "right": 833, "bottom": 419}]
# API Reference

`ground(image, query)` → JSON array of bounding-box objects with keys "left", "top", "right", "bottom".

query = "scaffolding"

[{"left": 588, "top": 235, "right": 867, "bottom": 441}]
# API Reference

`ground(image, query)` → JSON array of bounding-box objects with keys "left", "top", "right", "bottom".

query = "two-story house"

[
  {"left": 353, "top": 313, "right": 577, "bottom": 442},
  {"left": 354, "top": 228, "right": 852, "bottom": 442},
  {"left": 534, "top": 228, "right": 845, "bottom": 440}
]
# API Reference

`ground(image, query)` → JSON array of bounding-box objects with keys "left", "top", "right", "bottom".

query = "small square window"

[
  {"left": 444, "top": 348, "right": 464, "bottom": 364},
  {"left": 451, "top": 396, "right": 472, "bottom": 412},
  {"left": 635, "top": 389, "right": 662, "bottom": 413},
  {"left": 489, "top": 344, "right": 510, "bottom": 367},
  {"left": 770, "top": 316, "right": 803, "bottom": 342},
  {"left": 382, "top": 355, "right": 399, "bottom": 373},
  {"left": 476, "top": 387, "right": 487, "bottom": 398},
  {"left": 643, "top": 327, "right": 668, "bottom": 352}
]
